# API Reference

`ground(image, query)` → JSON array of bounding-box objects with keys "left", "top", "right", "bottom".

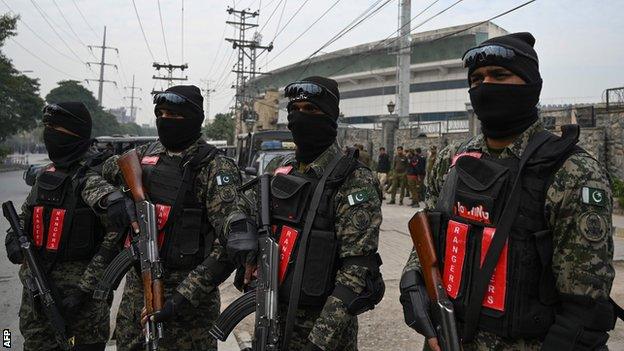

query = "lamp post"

[{"left": 380, "top": 100, "right": 399, "bottom": 158}]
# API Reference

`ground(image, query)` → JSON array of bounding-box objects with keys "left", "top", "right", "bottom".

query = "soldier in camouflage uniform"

[
  {"left": 81, "top": 85, "right": 240, "bottom": 351},
  {"left": 225, "top": 76, "right": 384, "bottom": 351},
  {"left": 5, "top": 102, "right": 111, "bottom": 350},
  {"left": 400, "top": 33, "right": 621, "bottom": 350}
]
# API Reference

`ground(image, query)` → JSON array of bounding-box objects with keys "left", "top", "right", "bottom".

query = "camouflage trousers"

[
  {"left": 421, "top": 329, "right": 544, "bottom": 351},
  {"left": 18, "top": 262, "right": 110, "bottom": 351},
  {"left": 279, "top": 304, "right": 358, "bottom": 351},
  {"left": 115, "top": 269, "right": 220, "bottom": 351}
]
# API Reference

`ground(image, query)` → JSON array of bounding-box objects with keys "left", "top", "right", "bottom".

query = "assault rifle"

[
  {"left": 117, "top": 149, "right": 164, "bottom": 350},
  {"left": 408, "top": 211, "right": 461, "bottom": 351},
  {"left": 210, "top": 173, "right": 280, "bottom": 350},
  {"left": 2, "top": 201, "right": 75, "bottom": 350}
]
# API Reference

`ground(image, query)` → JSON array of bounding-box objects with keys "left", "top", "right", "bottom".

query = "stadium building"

[{"left": 250, "top": 21, "right": 508, "bottom": 131}]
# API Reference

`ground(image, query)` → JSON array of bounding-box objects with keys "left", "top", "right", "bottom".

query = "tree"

[
  {"left": 0, "top": 14, "right": 45, "bottom": 142},
  {"left": 45, "top": 80, "right": 121, "bottom": 137},
  {"left": 204, "top": 113, "right": 235, "bottom": 144}
]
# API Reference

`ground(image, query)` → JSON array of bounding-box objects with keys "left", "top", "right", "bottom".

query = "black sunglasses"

[
  {"left": 284, "top": 81, "right": 338, "bottom": 104},
  {"left": 462, "top": 44, "right": 538, "bottom": 69},
  {"left": 153, "top": 92, "right": 202, "bottom": 111},
  {"left": 42, "top": 104, "right": 87, "bottom": 124}
]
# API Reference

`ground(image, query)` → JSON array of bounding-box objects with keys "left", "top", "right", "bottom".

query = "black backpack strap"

[
  {"left": 462, "top": 130, "right": 553, "bottom": 341},
  {"left": 281, "top": 152, "right": 344, "bottom": 349}
]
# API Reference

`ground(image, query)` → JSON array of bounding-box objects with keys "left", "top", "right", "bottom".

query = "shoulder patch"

[
  {"left": 216, "top": 173, "right": 235, "bottom": 186},
  {"left": 581, "top": 187, "right": 607, "bottom": 207},
  {"left": 347, "top": 189, "right": 371, "bottom": 206},
  {"left": 579, "top": 211, "right": 609, "bottom": 242},
  {"left": 351, "top": 208, "right": 371, "bottom": 231}
]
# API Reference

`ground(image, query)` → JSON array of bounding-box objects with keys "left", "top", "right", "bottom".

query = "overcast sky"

[{"left": 3, "top": 0, "right": 623, "bottom": 126}]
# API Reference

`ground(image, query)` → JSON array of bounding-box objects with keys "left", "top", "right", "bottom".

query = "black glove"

[
  {"left": 226, "top": 215, "right": 258, "bottom": 267},
  {"left": 105, "top": 191, "right": 136, "bottom": 233},
  {"left": 62, "top": 289, "right": 89, "bottom": 317},
  {"left": 304, "top": 342, "right": 323, "bottom": 351},
  {"left": 399, "top": 270, "right": 436, "bottom": 339},
  {"left": 151, "top": 292, "right": 188, "bottom": 323},
  {"left": 5, "top": 230, "right": 23, "bottom": 264}
]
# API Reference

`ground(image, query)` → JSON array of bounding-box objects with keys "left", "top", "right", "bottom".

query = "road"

[{"left": 0, "top": 167, "right": 622, "bottom": 350}]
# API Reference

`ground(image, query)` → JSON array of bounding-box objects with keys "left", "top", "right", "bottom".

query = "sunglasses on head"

[
  {"left": 153, "top": 92, "right": 202, "bottom": 111},
  {"left": 462, "top": 44, "right": 538, "bottom": 69},
  {"left": 284, "top": 81, "right": 338, "bottom": 104},
  {"left": 42, "top": 104, "right": 87, "bottom": 124}
]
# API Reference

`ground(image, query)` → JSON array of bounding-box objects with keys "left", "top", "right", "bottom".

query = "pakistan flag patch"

[
  {"left": 581, "top": 187, "right": 607, "bottom": 207},
  {"left": 216, "top": 173, "right": 234, "bottom": 186},
  {"left": 348, "top": 190, "right": 369, "bottom": 206}
]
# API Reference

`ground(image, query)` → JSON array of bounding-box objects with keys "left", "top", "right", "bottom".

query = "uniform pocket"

[{"left": 271, "top": 174, "right": 312, "bottom": 224}]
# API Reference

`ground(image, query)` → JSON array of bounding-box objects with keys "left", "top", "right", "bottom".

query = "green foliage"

[
  {"left": 45, "top": 80, "right": 122, "bottom": 137},
  {"left": 0, "top": 14, "right": 45, "bottom": 142},
  {"left": 612, "top": 177, "right": 624, "bottom": 208},
  {"left": 0, "top": 144, "right": 10, "bottom": 160},
  {"left": 204, "top": 113, "right": 235, "bottom": 144}
]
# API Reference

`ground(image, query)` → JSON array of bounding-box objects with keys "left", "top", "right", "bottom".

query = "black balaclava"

[
  {"left": 467, "top": 32, "right": 542, "bottom": 139},
  {"left": 42, "top": 101, "right": 92, "bottom": 168},
  {"left": 154, "top": 85, "right": 204, "bottom": 151},
  {"left": 286, "top": 76, "right": 340, "bottom": 164}
]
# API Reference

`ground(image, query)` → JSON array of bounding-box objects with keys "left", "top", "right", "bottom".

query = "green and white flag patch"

[
  {"left": 581, "top": 187, "right": 606, "bottom": 207},
  {"left": 216, "top": 174, "right": 233, "bottom": 186},
  {"left": 348, "top": 190, "right": 369, "bottom": 206}
]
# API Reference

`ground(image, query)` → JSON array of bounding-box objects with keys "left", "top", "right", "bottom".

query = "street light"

[{"left": 387, "top": 100, "right": 395, "bottom": 114}]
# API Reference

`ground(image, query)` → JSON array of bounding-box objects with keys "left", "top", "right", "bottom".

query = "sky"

[{"left": 2, "top": 0, "right": 623, "bottom": 127}]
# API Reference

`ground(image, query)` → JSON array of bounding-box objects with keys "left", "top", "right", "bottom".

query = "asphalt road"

[{"left": 1, "top": 166, "right": 622, "bottom": 350}]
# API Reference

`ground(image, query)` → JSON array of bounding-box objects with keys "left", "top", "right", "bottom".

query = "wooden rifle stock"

[
  {"left": 117, "top": 149, "right": 146, "bottom": 202},
  {"left": 408, "top": 210, "right": 442, "bottom": 301}
]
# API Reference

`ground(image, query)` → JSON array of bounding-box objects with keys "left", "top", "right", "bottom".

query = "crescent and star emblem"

[{"left": 591, "top": 191, "right": 603, "bottom": 204}]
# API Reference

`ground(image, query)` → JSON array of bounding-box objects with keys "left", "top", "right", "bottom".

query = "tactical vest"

[
  {"left": 433, "top": 127, "right": 582, "bottom": 339},
  {"left": 269, "top": 152, "right": 363, "bottom": 307},
  {"left": 28, "top": 165, "right": 104, "bottom": 263},
  {"left": 140, "top": 143, "right": 217, "bottom": 270}
]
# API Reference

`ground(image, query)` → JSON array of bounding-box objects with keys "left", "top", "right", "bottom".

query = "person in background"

[
  {"left": 376, "top": 147, "right": 390, "bottom": 200},
  {"left": 388, "top": 146, "right": 408, "bottom": 205}
]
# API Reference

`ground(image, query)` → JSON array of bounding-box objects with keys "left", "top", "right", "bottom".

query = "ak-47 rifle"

[
  {"left": 210, "top": 174, "right": 280, "bottom": 350},
  {"left": 2, "top": 201, "right": 75, "bottom": 350},
  {"left": 408, "top": 211, "right": 461, "bottom": 351},
  {"left": 117, "top": 149, "right": 164, "bottom": 350}
]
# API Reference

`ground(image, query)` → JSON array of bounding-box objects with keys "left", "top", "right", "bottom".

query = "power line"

[
  {"left": 132, "top": 0, "right": 156, "bottom": 61},
  {"left": 258, "top": 0, "right": 285, "bottom": 34},
  {"left": 29, "top": 0, "right": 87, "bottom": 65},
  {"left": 157, "top": 0, "right": 171, "bottom": 63},
  {"left": 51, "top": 0, "right": 93, "bottom": 59},
  {"left": 265, "top": 0, "right": 342, "bottom": 66},
  {"left": 272, "top": 0, "right": 309, "bottom": 42},
  {"left": 71, "top": 0, "right": 99, "bottom": 40},
  {"left": 9, "top": 37, "right": 82, "bottom": 80},
  {"left": 181, "top": 0, "right": 185, "bottom": 62},
  {"left": 432, "top": 0, "right": 538, "bottom": 42},
  {"left": 1, "top": 0, "right": 83, "bottom": 64},
  {"left": 205, "top": 13, "right": 232, "bottom": 79}
]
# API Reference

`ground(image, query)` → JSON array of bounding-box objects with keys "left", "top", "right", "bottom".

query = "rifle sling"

[
  {"left": 461, "top": 130, "right": 551, "bottom": 341},
  {"left": 281, "top": 152, "right": 344, "bottom": 349}
]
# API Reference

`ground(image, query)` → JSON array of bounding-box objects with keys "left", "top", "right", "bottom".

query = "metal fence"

[
  {"left": 2, "top": 154, "right": 29, "bottom": 167},
  {"left": 408, "top": 118, "right": 469, "bottom": 137}
]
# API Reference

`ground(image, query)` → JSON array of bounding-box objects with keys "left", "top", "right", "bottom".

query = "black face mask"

[
  {"left": 469, "top": 81, "right": 542, "bottom": 139},
  {"left": 156, "top": 117, "right": 202, "bottom": 152},
  {"left": 43, "top": 128, "right": 91, "bottom": 168},
  {"left": 287, "top": 111, "right": 337, "bottom": 164}
]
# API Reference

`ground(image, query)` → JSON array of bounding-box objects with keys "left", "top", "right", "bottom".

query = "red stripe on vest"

[
  {"left": 141, "top": 155, "right": 160, "bottom": 165},
  {"left": 443, "top": 220, "right": 469, "bottom": 299},
  {"left": 451, "top": 151, "right": 482, "bottom": 167},
  {"left": 480, "top": 227, "right": 508, "bottom": 312},
  {"left": 278, "top": 225, "right": 299, "bottom": 284},
  {"left": 46, "top": 208, "right": 66, "bottom": 251},
  {"left": 155, "top": 204, "right": 171, "bottom": 249},
  {"left": 32, "top": 206, "right": 45, "bottom": 247},
  {"left": 124, "top": 234, "right": 131, "bottom": 248},
  {"left": 274, "top": 165, "right": 293, "bottom": 175}
]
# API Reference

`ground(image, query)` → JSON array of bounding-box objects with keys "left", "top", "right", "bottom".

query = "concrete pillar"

[{"left": 380, "top": 114, "right": 399, "bottom": 158}]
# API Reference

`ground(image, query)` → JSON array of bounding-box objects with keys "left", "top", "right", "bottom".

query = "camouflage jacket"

[
  {"left": 81, "top": 139, "right": 241, "bottom": 306},
  {"left": 230, "top": 143, "right": 382, "bottom": 349},
  {"left": 403, "top": 122, "right": 615, "bottom": 350}
]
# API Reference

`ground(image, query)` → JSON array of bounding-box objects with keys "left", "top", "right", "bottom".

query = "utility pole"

[
  {"left": 225, "top": 7, "right": 273, "bottom": 134},
  {"left": 124, "top": 74, "right": 142, "bottom": 123},
  {"left": 200, "top": 79, "right": 216, "bottom": 124},
  {"left": 396, "top": 0, "right": 411, "bottom": 127},
  {"left": 86, "top": 26, "right": 118, "bottom": 106},
  {"left": 151, "top": 63, "right": 189, "bottom": 94}
]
